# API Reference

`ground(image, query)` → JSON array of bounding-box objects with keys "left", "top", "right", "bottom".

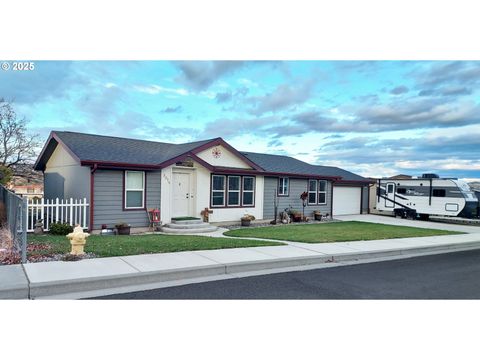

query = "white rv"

[{"left": 376, "top": 174, "right": 478, "bottom": 219}]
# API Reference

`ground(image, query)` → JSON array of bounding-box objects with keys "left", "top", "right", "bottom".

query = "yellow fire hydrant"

[{"left": 66, "top": 224, "right": 90, "bottom": 256}]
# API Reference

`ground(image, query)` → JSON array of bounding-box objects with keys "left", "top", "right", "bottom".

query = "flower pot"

[
  {"left": 292, "top": 214, "right": 302, "bottom": 222},
  {"left": 241, "top": 219, "right": 251, "bottom": 227},
  {"left": 116, "top": 226, "right": 131, "bottom": 235},
  {"left": 314, "top": 213, "right": 322, "bottom": 221}
]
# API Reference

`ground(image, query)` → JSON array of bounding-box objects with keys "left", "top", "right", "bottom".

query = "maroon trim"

[
  {"left": 190, "top": 138, "right": 264, "bottom": 171},
  {"left": 335, "top": 179, "right": 373, "bottom": 185},
  {"left": 210, "top": 174, "right": 256, "bottom": 209},
  {"left": 81, "top": 160, "right": 160, "bottom": 170},
  {"left": 35, "top": 131, "right": 83, "bottom": 171},
  {"left": 123, "top": 170, "right": 147, "bottom": 211},
  {"left": 277, "top": 177, "right": 290, "bottom": 197},
  {"left": 184, "top": 153, "right": 215, "bottom": 171}
]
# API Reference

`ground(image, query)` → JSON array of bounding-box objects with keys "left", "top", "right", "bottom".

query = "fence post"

[{"left": 21, "top": 197, "right": 28, "bottom": 264}]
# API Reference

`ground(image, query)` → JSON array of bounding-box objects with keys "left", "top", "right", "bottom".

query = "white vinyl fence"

[{"left": 27, "top": 198, "right": 89, "bottom": 232}]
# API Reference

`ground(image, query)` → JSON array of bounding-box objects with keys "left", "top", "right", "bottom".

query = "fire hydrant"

[{"left": 66, "top": 224, "right": 90, "bottom": 256}]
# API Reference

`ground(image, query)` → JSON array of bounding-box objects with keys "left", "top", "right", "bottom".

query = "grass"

[
  {"left": 223, "top": 221, "right": 465, "bottom": 243},
  {"left": 27, "top": 233, "right": 284, "bottom": 258}
]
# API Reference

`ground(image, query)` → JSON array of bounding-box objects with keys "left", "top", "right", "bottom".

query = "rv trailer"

[{"left": 376, "top": 174, "right": 478, "bottom": 220}]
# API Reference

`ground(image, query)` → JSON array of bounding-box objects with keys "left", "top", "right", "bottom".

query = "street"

[{"left": 92, "top": 249, "right": 480, "bottom": 299}]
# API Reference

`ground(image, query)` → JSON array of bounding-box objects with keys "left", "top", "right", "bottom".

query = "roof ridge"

[{"left": 54, "top": 131, "right": 217, "bottom": 147}]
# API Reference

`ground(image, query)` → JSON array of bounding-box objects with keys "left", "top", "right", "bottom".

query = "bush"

[{"left": 49, "top": 222, "right": 73, "bottom": 236}]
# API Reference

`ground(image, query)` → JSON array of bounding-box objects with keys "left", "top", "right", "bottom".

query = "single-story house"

[{"left": 34, "top": 131, "right": 371, "bottom": 231}]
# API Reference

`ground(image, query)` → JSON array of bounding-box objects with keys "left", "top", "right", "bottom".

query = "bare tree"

[{"left": 0, "top": 98, "right": 40, "bottom": 169}]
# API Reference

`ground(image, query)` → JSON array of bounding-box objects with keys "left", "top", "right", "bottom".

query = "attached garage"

[{"left": 333, "top": 186, "right": 361, "bottom": 215}]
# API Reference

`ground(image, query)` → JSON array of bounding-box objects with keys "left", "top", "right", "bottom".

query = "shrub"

[{"left": 49, "top": 222, "right": 73, "bottom": 236}]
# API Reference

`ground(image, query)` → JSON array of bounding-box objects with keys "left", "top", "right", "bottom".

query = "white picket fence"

[{"left": 27, "top": 198, "right": 89, "bottom": 232}]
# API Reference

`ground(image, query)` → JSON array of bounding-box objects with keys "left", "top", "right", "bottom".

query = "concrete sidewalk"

[{"left": 3, "top": 214, "right": 480, "bottom": 299}]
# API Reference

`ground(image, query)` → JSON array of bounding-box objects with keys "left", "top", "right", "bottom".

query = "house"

[
  {"left": 8, "top": 183, "right": 43, "bottom": 200},
  {"left": 34, "top": 131, "right": 371, "bottom": 232}
]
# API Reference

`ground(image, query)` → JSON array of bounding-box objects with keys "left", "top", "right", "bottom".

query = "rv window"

[
  {"left": 433, "top": 189, "right": 446, "bottom": 197},
  {"left": 397, "top": 188, "right": 406, "bottom": 194},
  {"left": 387, "top": 184, "right": 394, "bottom": 194}
]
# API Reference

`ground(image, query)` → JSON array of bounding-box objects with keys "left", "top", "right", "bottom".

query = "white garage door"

[{"left": 333, "top": 186, "right": 361, "bottom": 215}]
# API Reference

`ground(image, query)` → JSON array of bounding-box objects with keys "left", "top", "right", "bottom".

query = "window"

[
  {"left": 433, "top": 189, "right": 446, "bottom": 197},
  {"left": 387, "top": 184, "right": 394, "bottom": 194},
  {"left": 397, "top": 188, "right": 406, "bottom": 194},
  {"left": 278, "top": 177, "right": 289, "bottom": 196},
  {"left": 211, "top": 175, "right": 255, "bottom": 207},
  {"left": 227, "top": 176, "right": 241, "bottom": 206},
  {"left": 125, "top": 171, "right": 145, "bottom": 209},
  {"left": 318, "top": 180, "right": 327, "bottom": 204},
  {"left": 242, "top": 177, "right": 255, "bottom": 206},
  {"left": 308, "top": 180, "right": 317, "bottom": 204},
  {"left": 212, "top": 175, "right": 226, "bottom": 207}
]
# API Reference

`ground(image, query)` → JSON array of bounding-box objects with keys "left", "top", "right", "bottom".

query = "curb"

[{"left": 25, "top": 240, "right": 480, "bottom": 299}]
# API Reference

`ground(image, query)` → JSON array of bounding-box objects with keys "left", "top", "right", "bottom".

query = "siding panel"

[
  {"left": 263, "top": 177, "right": 332, "bottom": 219},
  {"left": 93, "top": 170, "right": 161, "bottom": 229}
]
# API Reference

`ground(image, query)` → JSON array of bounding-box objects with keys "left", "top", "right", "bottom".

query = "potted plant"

[
  {"left": 115, "top": 222, "right": 131, "bottom": 235},
  {"left": 241, "top": 214, "right": 255, "bottom": 226},
  {"left": 290, "top": 210, "right": 302, "bottom": 222},
  {"left": 313, "top": 210, "right": 322, "bottom": 221}
]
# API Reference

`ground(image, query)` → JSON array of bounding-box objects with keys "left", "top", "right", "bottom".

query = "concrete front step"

[
  {"left": 166, "top": 222, "right": 213, "bottom": 230},
  {"left": 171, "top": 219, "right": 203, "bottom": 225},
  {"left": 160, "top": 226, "right": 218, "bottom": 234}
]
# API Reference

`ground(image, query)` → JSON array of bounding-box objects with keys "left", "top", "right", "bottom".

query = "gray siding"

[
  {"left": 44, "top": 165, "right": 90, "bottom": 201},
  {"left": 263, "top": 177, "right": 332, "bottom": 219},
  {"left": 93, "top": 170, "right": 161, "bottom": 229}
]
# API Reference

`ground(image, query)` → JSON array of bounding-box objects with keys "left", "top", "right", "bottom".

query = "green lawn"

[
  {"left": 223, "top": 221, "right": 464, "bottom": 243},
  {"left": 28, "top": 234, "right": 284, "bottom": 258}
]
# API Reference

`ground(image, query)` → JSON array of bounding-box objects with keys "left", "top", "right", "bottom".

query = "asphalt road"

[{"left": 92, "top": 249, "right": 480, "bottom": 299}]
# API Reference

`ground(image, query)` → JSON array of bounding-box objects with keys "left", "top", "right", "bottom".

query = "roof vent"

[{"left": 421, "top": 173, "right": 439, "bottom": 179}]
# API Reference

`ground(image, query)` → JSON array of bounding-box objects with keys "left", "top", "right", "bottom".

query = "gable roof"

[
  {"left": 34, "top": 131, "right": 261, "bottom": 171},
  {"left": 241, "top": 151, "right": 368, "bottom": 182},
  {"left": 34, "top": 131, "right": 370, "bottom": 183}
]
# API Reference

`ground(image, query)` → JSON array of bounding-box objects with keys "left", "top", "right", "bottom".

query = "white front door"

[{"left": 172, "top": 172, "right": 194, "bottom": 217}]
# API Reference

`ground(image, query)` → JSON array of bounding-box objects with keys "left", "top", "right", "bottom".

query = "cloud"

[
  {"left": 199, "top": 116, "right": 281, "bottom": 139},
  {"left": 390, "top": 85, "right": 409, "bottom": 95},
  {"left": 247, "top": 79, "right": 317, "bottom": 115},
  {"left": 0, "top": 61, "right": 79, "bottom": 104},
  {"left": 174, "top": 61, "right": 246, "bottom": 91},
  {"left": 161, "top": 106, "right": 182, "bottom": 113},
  {"left": 133, "top": 84, "right": 188, "bottom": 96},
  {"left": 215, "top": 91, "right": 232, "bottom": 103}
]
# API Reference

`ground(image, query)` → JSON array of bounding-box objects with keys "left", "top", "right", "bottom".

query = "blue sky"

[{"left": 2, "top": 61, "right": 480, "bottom": 180}]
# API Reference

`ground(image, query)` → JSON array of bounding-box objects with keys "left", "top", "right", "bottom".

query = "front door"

[
  {"left": 385, "top": 182, "right": 395, "bottom": 208},
  {"left": 172, "top": 172, "right": 194, "bottom": 217}
]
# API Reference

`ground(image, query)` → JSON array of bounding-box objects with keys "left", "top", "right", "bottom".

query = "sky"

[{"left": 2, "top": 60, "right": 480, "bottom": 180}]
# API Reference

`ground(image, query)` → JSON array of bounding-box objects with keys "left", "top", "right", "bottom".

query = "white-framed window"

[
  {"left": 242, "top": 176, "right": 255, "bottom": 206},
  {"left": 125, "top": 171, "right": 145, "bottom": 209},
  {"left": 308, "top": 179, "right": 317, "bottom": 205},
  {"left": 211, "top": 175, "right": 226, "bottom": 207},
  {"left": 318, "top": 180, "right": 327, "bottom": 204},
  {"left": 278, "top": 177, "right": 289, "bottom": 196},
  {"left": 227, "top": 176, "right": 241, "bottom": 206}
]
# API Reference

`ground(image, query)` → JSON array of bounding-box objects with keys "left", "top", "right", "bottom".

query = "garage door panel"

[{"left": 333, "top": 187, "right": 361, "bottom": 215}]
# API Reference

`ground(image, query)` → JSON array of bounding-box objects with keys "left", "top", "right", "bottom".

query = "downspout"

[
  {"left": 89, "top": 163, "right": 98, "bottom": 232},
  {"left": 330, "top": 179, "right": 335, "bottom": 217}
]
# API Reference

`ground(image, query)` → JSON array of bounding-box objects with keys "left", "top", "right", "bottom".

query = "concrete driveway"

[{"left": 334, "top": 214, "right": 480, "bottom": 233}]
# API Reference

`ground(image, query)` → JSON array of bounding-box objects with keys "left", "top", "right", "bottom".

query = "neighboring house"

[
  {"left": 34, "top": 131, "right": 371, "bottom": 231},
  {"left": 8, "top": 183, "right": 44, "bottom": 200}
]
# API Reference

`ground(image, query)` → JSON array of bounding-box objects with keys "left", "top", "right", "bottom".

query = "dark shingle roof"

[
  {"left": 38, "top": 131, "right": 216, "bottom": 168},
  {"left": 35, "top": 131, "right": 369, "bottom": 182},
  {"left": 241, "top": 151, "right": 367, "bottom": 182}
]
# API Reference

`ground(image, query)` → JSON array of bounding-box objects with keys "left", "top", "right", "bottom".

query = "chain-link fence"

[{"left": 0, "top": 185, "right": 28, "bottom": 263}]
